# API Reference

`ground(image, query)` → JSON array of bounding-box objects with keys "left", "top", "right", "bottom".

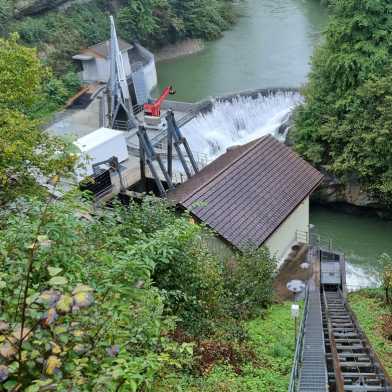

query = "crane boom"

[{"left": 144, "top": 86, "right": 175, "bottom": 117}]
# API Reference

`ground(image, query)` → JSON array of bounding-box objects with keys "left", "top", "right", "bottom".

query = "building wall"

[
  {"left": 133, "top": 43, "right": 157, "bottom": 93},
  {"left": 143, "top": 60, "right": 158, "bottom": 93},
  {"left": 264, "top": 197, "right": 309, "bottom": 263},
  {"left": 122, "top": 52, "right": 132, "bottom": 76},
  {"left": 81, "top": 52, "right": 132, "bottom": 83},
  {"left": 82, "top": 60, "right": 98, "bottom": 83}
]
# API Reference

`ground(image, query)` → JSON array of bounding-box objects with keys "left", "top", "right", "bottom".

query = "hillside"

[{"left": 0, "top": 0, "right": 235, "bottom": 76}]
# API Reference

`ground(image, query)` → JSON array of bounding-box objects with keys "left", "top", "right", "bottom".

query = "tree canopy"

[
  {"left": 0, "top": 35, "right": 75, "bottom": 203},
  {"left": 293, "top": 0, "right": 392, "bottom": 206}
]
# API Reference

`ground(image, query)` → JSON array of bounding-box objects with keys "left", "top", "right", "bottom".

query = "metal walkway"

[
  {"left": 298, "top": 285, "right": 328, "bottom": 392},
  {"left": 322, "top": 288, "right": 392, "bottom": 392},
  {"left": 289, "top": 244, "right": 392, "bottom": 392}
]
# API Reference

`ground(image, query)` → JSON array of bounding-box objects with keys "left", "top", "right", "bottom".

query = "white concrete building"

[
  {"left": 168, "top": 135, "right": 323, "bottom": 264},
  {"left": 72, "top": 39, "right": 157, "bottom": 100}
]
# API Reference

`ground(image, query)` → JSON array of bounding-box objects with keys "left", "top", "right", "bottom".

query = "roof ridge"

[{"left": 182, "top": 135, "right": 272, "bottom": 204}]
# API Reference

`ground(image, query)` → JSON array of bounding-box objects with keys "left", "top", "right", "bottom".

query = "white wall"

[
  {"left": 82, "top": 60, "right": 98, "bottom": 83},
  {"left": 264, "top": 197, "right": 309, "bottom": 262},
  {"left": 122, "top": 52, "right": 132, "bottom": 77},
  {"left": 143, "top": 59, "right": 158, "bottom": 93}
]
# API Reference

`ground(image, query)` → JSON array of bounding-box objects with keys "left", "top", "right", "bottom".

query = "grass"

[
  {"left": 349, "top": 289, "right": 392, "bottom": 375},
  {"left": 154, "top": 302, "right": 298, "bottom": 392}
]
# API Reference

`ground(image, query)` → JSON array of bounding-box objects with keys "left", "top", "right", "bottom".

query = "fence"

[{"left": 288, "top": 285, "right": 310, "bottom": 392}]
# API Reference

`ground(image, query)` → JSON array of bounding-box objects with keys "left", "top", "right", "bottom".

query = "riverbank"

[
  {"left": 155, "top": 39, "right": 205, "bottom": 62},
  {"left": 349, "top": 289, "right": 392, "bottom": 374}
]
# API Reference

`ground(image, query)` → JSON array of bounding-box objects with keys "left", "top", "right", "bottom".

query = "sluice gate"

[{"left": 290, "top": 247, "right": 392, "bottom": 392}]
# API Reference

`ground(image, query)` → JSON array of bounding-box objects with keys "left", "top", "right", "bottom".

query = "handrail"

[{"left": 288, "top": 284, "right": 310, "bottom": 392}]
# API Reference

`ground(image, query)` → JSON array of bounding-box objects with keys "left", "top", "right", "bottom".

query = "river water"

[
  {"left": 157, "top": 0, "right": 327, "bottom": 101},
  {"left": 156, "top": 0, "right": 392, "bottom": 286}
]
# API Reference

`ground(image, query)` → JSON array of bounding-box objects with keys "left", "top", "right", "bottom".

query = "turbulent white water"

[{"left": 182, "top": 91, "right": 303, "bottom": 162}]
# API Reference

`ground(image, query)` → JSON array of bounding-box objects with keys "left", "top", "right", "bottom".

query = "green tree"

[
  {"left": 171, "top": 0, "right": 229, "bottom": 40},
  {"left": 293, "top": 0, "right": 392, "bottom": 206},
  {"left": 0, "top": 33, "right": 48, "bottom": 114},
  {"left": 0, "top": 35, "right": 75, "bottom": 203}
]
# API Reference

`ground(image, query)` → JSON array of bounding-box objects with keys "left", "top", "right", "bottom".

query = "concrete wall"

[
  {"left": 143, "top": 59, "right": 158, "bottom": 93},
  {"left": 81, "top": 51, "right": 132, "bottom": 83},
  {"left": 265, "top": 197, "right": 309, "bottom": 262},
  {"left": 133, "top": 43, "right": 158, "bottom": 93}
]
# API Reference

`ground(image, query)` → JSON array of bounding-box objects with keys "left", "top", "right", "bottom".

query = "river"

[
  {"left": 156, "top": 0, "right": 328, "bottom": 101},
  {"left": 155, "top": 0, "right": 391, "bottom": 286}
]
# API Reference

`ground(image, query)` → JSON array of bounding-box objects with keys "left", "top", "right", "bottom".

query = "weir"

[{"left": 289, "top": 243, "right": 392, "bottom": 392}]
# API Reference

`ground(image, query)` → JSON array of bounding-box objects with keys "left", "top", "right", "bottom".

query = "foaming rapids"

[{"left": 182, "top": 91, "right": 303, "bottom": 161}]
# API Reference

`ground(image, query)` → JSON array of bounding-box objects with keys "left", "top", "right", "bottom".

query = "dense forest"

[{"left": 293, "top": 0, "right": 392, "bottom": 208}]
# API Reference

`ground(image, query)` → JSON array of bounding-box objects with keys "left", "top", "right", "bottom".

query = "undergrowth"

[{"left": 349, "top": 289, "right": 392, "bottom": 375}]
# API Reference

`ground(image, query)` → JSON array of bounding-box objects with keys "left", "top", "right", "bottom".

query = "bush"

[
  {"left": 293, "top": 0, "right": 392, "bottom": 206},
  {"left": 0, "top": 196, "right": 197, "bottom": 390},
  {"left": 223, "top": 247, "right": 277, "bottom": 319}
]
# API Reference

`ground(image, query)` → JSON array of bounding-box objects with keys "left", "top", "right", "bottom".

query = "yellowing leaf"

[
  {"left": 0, "top": 342, "right": 16, "bottom": 359},
  {"left": 43, "top": 308, "right": 58, "bottom": 326},
  {"left": 48, "top": 276, "right": 68, "bottom": 286},
  {"left": 56, "top": 295, "right": 72, "bottom": 314},
  {"left": 12, "top": 326, "right": 32, "bottom": 342},
  {"left": 51, "top": 342, "right": 61, "bottom": 354},
  {"left": 45, "top": 355, "right": 61, "bottom": 375},
  {"left": 39, "top": 290, "right": 60, "bottom": 306},
  {"left": 73, "top": 330, "right": 84, "bottom": 337},
  {"left": 73, "top": 292, "right": 93, "bottom": 308},
  {"left": 72, "top": 284, "right": 93, "bottom": 295}
]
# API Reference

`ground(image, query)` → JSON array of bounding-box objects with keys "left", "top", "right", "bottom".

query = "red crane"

[{"left": 144, "top": 86, "right": 176, "bottom": 117}]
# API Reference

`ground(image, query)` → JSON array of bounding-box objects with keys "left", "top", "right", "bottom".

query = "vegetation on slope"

[
  {"left": 293, "top": 0, "right": 392, "bottom": 207},
  {"left": 153, "top": 302, "right": 298, "bottom": 392},
  {"left": 349, "top": 289, "right": 392, "bottom": 375},
  {"left": 0, "top": 34, "right": 76, "bottom": 203},
  {"left": 0, "top": 29, "right": 295, "bottom": 392},
  {"left": 2, "top": 0, "right": 235, "bottom": 77}
]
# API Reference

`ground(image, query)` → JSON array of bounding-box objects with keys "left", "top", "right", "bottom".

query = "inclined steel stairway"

[
  {"left": 298, "top": 287, "right": 328, "bottom": 392},
  {"left": 322, "top": 289, "right": 392, "bottom": 392}
]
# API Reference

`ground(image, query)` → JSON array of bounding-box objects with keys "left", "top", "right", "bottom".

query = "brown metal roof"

[
  {"left": 81, "top": 39, "right": 133, "bottom": 59},
  {"left": 168, "top": 135, "right": 323, "bottom": 250}
]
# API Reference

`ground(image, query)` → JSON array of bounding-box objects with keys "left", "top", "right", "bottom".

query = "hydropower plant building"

[{"left": 169, "top": 135, "right": 323, "bottom": 262}]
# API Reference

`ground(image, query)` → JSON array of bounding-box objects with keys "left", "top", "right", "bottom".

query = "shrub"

[
  {"left": 293, "top": 0, "right": 392, "bottom": 206},
  {"left": 0, "top": 196, "right": 197, "bottom": 390},
  {"left": 223, "top": 247, "right": 277, "bottom": 319}
]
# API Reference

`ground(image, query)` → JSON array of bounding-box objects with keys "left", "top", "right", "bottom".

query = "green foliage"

[
  {"left": 0, "top": 35, "right": 76, "bottom": 202},
  {"left": 223, "top": 247, "right": 277, "bottom": 318},
  {"left": 0, "top": 196, "right": 201, "bottom": 390},
  {"left": 170, "top": 0, "right": 231, "bottom": 40},
  {"left": 152, "top": 302, "right": 298, "bottom": 392},
  {"left": 0, "top": 109, "right": 75, "bottom": 203},
  {"left": 0, "top": 190, "right": 282, "bottom": 389},
  {"left": 293, "top": 0, "right": 392, "bottom": 206},
  {"left": 9, "top": 2, "right": 110, "bottom": 75},
  {"left": 0, "top": 33, "right": 48, "bottom": 114},
  {"left": 377, "top": 253, "right": 392, "bottom": 305},
  {"left": 350, "top": 290, "right": 392, "bottom": 374}
]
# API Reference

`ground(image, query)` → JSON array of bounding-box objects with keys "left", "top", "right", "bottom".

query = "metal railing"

[{"left": 288, "top": 284, "right": 310, "bottom": 392}]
